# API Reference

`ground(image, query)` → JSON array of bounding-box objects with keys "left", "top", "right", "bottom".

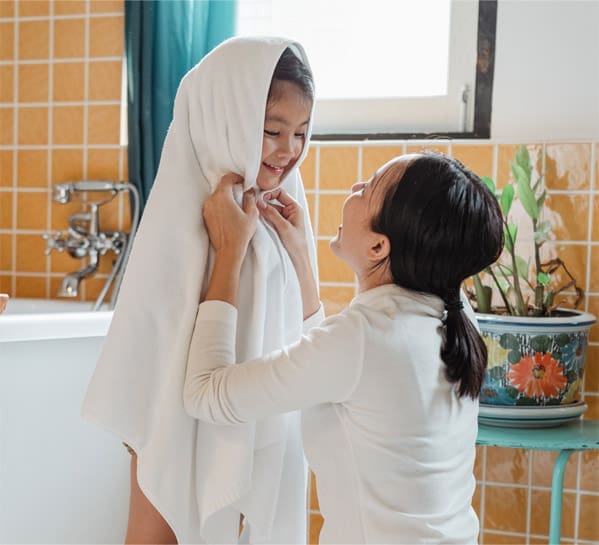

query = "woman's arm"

[{"left": 184, "top": 300, "right": 363, "bottom": 424}]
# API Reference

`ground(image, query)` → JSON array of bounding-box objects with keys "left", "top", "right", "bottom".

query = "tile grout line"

[
  {"left": 313, "top": 146, "right": 320, "bottom": 243},
  {"left": 0, "top": 100, "right": 121, "bottom": 107},
  {"left": 0, "top": 56, "right": 123, "bottom": 67},
  {"left": 585, "top": 142, "right": 596, "bottom": 318},
  {"left": 479, "top": 445, "right": 487, "bottom": 544},
  {"left": 0, "top": 12, "right": 123, "bottom": 23},
  {"left": 307, "top": 143, "right": 319, "bottom": 541},
  {"left": 577, "top": 141, "right": 595, "bottom": 543},
  {"left": 45, "top": 0, "right": 54, "bottom": 298},
  {"left": 10, "top": 0, "right": 18, "bottom": 296},
  {"left": 355, "top": 145, "right": 363, "bottom": 296},
  {"left": 525, "top": 450, "right": 533, "bottom": 544},
  {"left": 80, "top": 0, "right": 91, "bottom": 302}
]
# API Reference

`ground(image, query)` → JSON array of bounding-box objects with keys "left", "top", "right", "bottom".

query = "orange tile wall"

[
  {"left": 0, "top": 2, "right": 597, "bottom": 543},
  {"left": 0, "top": 0, "right": 128, "bottom": 301}
]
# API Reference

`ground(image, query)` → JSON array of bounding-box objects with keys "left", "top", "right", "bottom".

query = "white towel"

[{"left": 81, "top": 36, "right": 317, "bottom": 544}]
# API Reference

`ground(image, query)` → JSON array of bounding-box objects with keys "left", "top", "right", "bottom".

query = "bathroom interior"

[{"left": 0, "top": 0, "right": 598, "bottom": 543}]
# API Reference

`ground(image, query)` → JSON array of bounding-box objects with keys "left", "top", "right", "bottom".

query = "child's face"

[{"left": 257, "top": 81, "right": 311, "bottom": 191}]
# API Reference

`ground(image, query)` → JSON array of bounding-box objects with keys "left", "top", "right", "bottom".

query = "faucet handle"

[{"left": 42, "top": 231, "right": 67, "bottom": 255}]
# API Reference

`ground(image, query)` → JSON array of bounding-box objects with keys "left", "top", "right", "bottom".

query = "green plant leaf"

[
  {"left": 537, "top": 189, "right": 547, "bottom": 210},
  {"left": 515, "top": 145, "right": 531, "bottom": 176},
  {"left": 504, "top": 223, "right": 517, "bottom": 252},
  {"left": 515, "top": 255, "right": 530, "bottom": 280},
  {"left": 497, "top": 277, "right": 511, "bottom": 293},
  {"left": 512, "top": 163, "right": 539, "bottom": 219},
  {"left": 481, "top": 176, "right": 496, "bottom": 195},
  {"left": 537, "top": 272, "right": 550, "bottom": 286},
  {"left": 533, "top": 174, "right": 544, "bottom": 192},
  {"left": 534, "top": 220, "right": 551, "bottom": 244},
  {"left": 500, "top": 184, "right": 514, "bottom": 215},
  {"left": 472, "top": 274, "right": 492, "bottom": 313}
]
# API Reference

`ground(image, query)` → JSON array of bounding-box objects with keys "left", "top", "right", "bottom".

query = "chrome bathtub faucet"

[{"left": 43, "top": 180, "right": 141, "bottom": 310}]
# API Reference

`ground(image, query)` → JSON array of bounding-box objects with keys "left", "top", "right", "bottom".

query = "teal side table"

[{"left": 476, "top": 419, "right": 599, "bottom": 545}]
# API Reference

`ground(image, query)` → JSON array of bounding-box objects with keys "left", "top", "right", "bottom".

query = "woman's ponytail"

[{"left": 442, "top": 299, "right": 487, "bottom": 399}]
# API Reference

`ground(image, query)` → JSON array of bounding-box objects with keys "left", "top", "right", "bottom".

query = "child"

[{"left": 82, "top": 37, "right": 317, "bottom": 544}]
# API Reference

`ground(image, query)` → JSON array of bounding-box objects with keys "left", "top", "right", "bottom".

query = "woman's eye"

[{"left": 264, "top": 130, "right": 279, "bottom": 137}]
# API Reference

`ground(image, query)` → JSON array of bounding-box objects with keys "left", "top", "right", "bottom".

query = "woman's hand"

[
  {"left": 257, "top": 188, "right": 309, "bottom": 265},
  {"left": 203, "top": 174, "right": 258, "bottom": 259},
  {"left": 202, "top": 174, "right": 258, "bottom": 307}
]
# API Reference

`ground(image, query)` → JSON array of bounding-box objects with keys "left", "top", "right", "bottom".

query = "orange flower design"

[{"left": 506, "top": 352, "right": 567, "bottom": 400}]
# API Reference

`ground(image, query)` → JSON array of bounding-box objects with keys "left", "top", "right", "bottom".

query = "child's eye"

[
  {"left": 264, "top": 130, "right": 279, "bottom": 137},
  {"left": 295, "top": 132, "right": 306, "bottom": 139}
]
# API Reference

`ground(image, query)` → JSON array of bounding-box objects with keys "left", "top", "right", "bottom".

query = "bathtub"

[{"left": 0, "top": 298, "right": 128, "bottom": 543}]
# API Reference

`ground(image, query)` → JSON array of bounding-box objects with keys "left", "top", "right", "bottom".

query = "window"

[{"left": 236, "top": 0, "right": 496, "bottom": 138}]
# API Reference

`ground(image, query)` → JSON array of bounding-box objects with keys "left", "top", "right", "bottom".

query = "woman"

[
  {"left": 184, "top": 153, "right": 505, "bottom": 544},
  {"left": 82, "top": 37, "right": 317, "bottom": 544}
]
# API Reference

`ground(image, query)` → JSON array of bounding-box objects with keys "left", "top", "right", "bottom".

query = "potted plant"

[{"left": 467, "top": 145, "right": 595, "bottom": 422}]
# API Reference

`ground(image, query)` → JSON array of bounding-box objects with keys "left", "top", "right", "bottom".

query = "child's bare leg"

[{"left": 125, "top": 452, "right": 177, "bottom": 544}]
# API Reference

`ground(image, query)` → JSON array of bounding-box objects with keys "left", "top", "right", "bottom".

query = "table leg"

[{"left": 548, "top": 449, "right": 574, "bottom": 545}]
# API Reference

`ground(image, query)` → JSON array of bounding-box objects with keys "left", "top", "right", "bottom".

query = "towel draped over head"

[{"left": 82, "top": 36, "right": 317, "bottom": 543}]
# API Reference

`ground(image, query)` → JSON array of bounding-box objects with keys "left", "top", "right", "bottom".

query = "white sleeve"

[
  {"left": 303, "top": 304, "right": 325, "bottom": 334},
  {"left": 183, "top": 300, "right": 364, "bottom": 424}
]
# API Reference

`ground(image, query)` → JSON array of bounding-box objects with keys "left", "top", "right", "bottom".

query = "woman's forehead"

[{"left": 374, "top": 154, "right": 421, "bottom": 179}]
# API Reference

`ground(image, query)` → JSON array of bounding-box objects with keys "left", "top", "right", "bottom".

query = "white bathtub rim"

[{"left": 0, "top": 310, "right": 112, "bottom": 343}]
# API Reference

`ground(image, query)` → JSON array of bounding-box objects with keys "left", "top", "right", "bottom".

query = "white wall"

[{"left": 492, "top": 0, "right": 599, "bottom": 140}]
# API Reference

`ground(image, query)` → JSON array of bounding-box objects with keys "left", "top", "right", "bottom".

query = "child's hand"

[
  {"left": 258, "top": 188, "right": 308, "bottom": 265},
  {"left": 203, "top": 174, "right": 258, "bottom": 258}
]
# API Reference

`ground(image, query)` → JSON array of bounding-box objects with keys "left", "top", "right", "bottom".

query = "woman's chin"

[{"left": 329, "top": 236, "right": 340, "bottom": 255}]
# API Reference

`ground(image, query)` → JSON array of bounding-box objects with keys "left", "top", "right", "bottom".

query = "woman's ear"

[{"left": 368, "top": 234, "right": 390, "bottom": 263}]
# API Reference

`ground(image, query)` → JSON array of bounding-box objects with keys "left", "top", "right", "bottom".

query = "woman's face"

[
  {"left": 330, "top": 155, "right": 418, "bottom": 269},
  {"left": 257, "top": 81, "right": 312, "bottom": 191}
]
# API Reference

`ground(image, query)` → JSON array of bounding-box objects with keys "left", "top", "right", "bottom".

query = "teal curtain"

[{"left": 125, "top": 0, "right": 237, "bottom": 210}]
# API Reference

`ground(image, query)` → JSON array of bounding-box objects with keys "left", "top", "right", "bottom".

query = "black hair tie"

[{"left": 444, "top": 300, "right": 464, "bottom": 313}]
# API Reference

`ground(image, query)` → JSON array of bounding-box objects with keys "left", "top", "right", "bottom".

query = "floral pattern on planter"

[{"left": 480, "top": 330, "right": 589, "bottom": 406}]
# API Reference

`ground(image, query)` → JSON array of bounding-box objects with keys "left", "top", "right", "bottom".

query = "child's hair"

[
  {"left": 268, "top": 47, "right": 315, "bottom": 103},
  {"left": 371, "top": 153, "right": 504, "bottom": 399}
]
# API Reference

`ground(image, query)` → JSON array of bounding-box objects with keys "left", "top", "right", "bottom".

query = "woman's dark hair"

[
  {"left": 268, "top": 47, "right": 314, "bottom": 103},
  {"left": 371, "top": 153, "right": 504, "bottom": 399}
]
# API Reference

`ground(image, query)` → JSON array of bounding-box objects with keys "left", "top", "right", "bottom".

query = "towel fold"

[{"left": 82, "top": 36, "right": 316, "bottom": 544}]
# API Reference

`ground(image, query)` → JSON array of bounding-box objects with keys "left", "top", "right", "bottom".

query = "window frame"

[{"left": 310, "top": 0, "right": 497, "bottom": 141}]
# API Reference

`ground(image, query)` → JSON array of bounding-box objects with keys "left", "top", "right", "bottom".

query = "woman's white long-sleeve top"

[{"left": 185, "top": 283, "right": 479, "bottom": 544}]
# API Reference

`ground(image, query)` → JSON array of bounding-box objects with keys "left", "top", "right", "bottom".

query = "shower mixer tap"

[{"left": 44, "top": 180, "right": 140, "bottom": 310}]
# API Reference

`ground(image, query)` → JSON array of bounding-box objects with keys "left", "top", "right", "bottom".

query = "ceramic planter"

[{"left": 476, "top": 310, "right": 596, "bottom": 407}]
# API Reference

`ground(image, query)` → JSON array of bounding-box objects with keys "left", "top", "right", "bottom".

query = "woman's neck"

[{"left": 356, "top": 265, "right": 394, "bottom": 294}]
